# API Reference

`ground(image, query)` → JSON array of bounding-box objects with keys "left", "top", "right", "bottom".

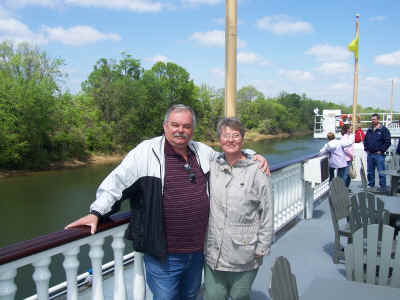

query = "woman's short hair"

[
  {"left": 216, "top": 118, "right": 245, "bottom": 138},
  {"left": 327, "top": 132, "right": 335, "bottom": 140}
]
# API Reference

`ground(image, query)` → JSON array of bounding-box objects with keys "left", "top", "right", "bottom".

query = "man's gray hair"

[
  {"left": 164, "top": 104, "right": 196, "bottom": 128},
  {"left": 216, "top": 117, "right": 245, "bottom": 138}
]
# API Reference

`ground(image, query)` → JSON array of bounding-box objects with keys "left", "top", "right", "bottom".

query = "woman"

[
  {"left": 204, "top": 118, "right": 273, "bottom": 300},
  {"left": 340, "top": 124, "right": 354, "bottom": 187},
  {"left": 320, "top": 132, "right": 353, "bottom": 181}
]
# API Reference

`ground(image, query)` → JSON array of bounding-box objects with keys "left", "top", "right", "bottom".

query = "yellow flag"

[{"left": 348, "top": 32, "right": 359, "bottom": 58}]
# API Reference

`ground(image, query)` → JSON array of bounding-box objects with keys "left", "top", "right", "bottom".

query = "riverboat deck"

[
  {"left": 76, "top": 180, "right": 400, "bottom": 300},
  {"left": 2, "top": 153, "right": 400, "bottom": 300}
]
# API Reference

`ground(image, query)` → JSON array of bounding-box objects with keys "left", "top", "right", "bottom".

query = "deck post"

[
  {"left": 132, "top": 252, "right": 145, "bottom": 300},
  {"left": 303, "top": 181, "right": 314, "bottom": 219},
  {"left": 0, "top": 269, "right": 17, "bottom": 300},
  {"left": 301, "top": 161, "right": 314, "bottom": 219}
]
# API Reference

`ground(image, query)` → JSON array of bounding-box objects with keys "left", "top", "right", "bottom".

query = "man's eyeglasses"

[{"left": 184, "top": 163, "right": 196, "bottom": 183}]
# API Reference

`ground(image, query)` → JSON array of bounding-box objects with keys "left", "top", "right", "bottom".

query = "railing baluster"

[
  {"left": 32, "top": 257, "right": 51, "bottom": 300},
  {"left": 132, "top": 252, "right": 145, "bottom": 300},
  {"left": 0, "top": 269, "right": 17, "bottom": 300},
  {"left": 63, "top": 247, "right": 80, "bottom": 300},
  {"left": 112, "top": 230, "right": 127, "bottom": 300},
  {"left": 89, "top": 238, "right": 105, "bottom": 300}
]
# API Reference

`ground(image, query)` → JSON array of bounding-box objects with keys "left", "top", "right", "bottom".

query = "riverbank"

[
  {"left": 0, "top": 155, "right": 124, "bottom": 179},
  {"left": 0, "top": 130, "right": 311, "bottom": 178}
]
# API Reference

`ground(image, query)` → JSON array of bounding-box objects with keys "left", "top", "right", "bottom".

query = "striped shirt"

[{"left": 163, "top": 139, "right": 209, "bottom": 253}]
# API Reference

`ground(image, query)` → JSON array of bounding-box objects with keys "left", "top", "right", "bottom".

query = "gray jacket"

[{"left": 205, "top": 154, "right": 273, "bottom": 272}]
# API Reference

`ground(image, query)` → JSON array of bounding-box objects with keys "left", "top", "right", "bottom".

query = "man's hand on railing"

[{"left": 65, "top": 214, "right": 99, "bottom": 235}]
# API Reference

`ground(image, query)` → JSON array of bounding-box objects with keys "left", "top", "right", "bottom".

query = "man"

[
  {"left": 364, "top": 113, "right": 391, "bottom": 193},
  {"left": 66, "top": 104, "right": 269, "bottom": 300}
]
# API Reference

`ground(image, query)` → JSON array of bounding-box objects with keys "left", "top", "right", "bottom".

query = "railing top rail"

[
  {"left": 270, "top": 152, "right": 321, "bottom": 172},
  {"left": 0, "top": 211, "right": 131, "bottom": 265}
]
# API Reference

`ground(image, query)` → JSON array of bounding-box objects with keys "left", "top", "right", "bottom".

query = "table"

[
  {"left": 301, "top": 278, "right": 400, "bottom": 300},
  {"left": 381, "top": 169, "right": 400, "bottom": 195}
]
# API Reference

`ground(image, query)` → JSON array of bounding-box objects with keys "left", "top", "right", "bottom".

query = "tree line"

[{"left": 0, "top": 42, "right": 381, "bottom": 170}]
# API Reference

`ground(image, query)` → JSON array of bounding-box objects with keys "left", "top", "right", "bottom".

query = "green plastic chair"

[
  {"left": 269, "top": 256, "right": 299, "bottom": 300},
  {"left": 345, "top": 224, "right": 400, "bottom": 287},
  {"left": 349, "top": 191, "right": 390, "bottom": 239},
  {"left": 328, "top": 177, "right": 352, "bottom": 263}
]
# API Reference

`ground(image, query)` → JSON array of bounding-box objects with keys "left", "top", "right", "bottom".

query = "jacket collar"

[{"left": 216, "top": 152, "right": 254, "bottom": 171}]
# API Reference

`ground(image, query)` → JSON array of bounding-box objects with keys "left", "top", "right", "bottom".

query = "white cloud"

[
  {"left": 375, "top": 50, "right": 400, "bottom": 66},
  {"left": 369, "top": 16, "right": 386, "bottom": 22},
  {"left": 237, "top": 39, "right": 247, "bottom": 49},
  {"left": 4, "top": 0, "right": 56, "bottom": 8},
  {"left": 210, "top": 67, "right": 224, "bottom": 79},
  {"left": 190, "top": 30, "right": 246, "bottom": 48},
  {"left": 43, "top": 26, "right": 121, "bottom": 46},
  {"left": 257, "top": 15, "right": 313, "bottom": 35},
  {"left": 0, "top": 13, "right": 47, "bottom": 44},
  {"left": 306, "top": 44, "right": 351, "bottom": 62},
  {"left": 213, "top": 17, "right": 224, "bottom": 25},
  {"left": 327, "top": 83, "right": 352, "bottom": 91},
  {"left": 279, "top": 69, "right": 314, "bottom": 81},
  {"left": 64, "top": 0, "right": 164, "bottom": 12},
  {"left": 316, "top": 62, "right": 351, "bottom": 74},
  {"left": 363, "top": 76, "right": 393, "bottom": 87},
  {"left": 182, "top": 0, "right": 222, "bottom": 4},
  {"left": 238, "top": 52, "right": 269, "bottom": 66},
  {"left": 149, "top": 54, "right": 169, "bottom": 63},
  {"left": 191, "top": 30, "right": 224, "bottom": 47}
]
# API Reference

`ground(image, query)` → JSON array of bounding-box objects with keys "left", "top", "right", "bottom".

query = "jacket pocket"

[{"left": 229, "top": 225, "right": 258, "bottom": 265}]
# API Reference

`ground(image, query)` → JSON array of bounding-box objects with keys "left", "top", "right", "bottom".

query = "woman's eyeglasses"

[{"left": 184, "top": 163, "right": 196, "bottom": 183}]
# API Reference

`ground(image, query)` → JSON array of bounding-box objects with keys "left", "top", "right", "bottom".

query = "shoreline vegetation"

[
  {"left": 0, "top": 130, "right": 311, "bottom": 179},
  {"left": 1, "top": 42, "right": 383, "bottom": 176}
]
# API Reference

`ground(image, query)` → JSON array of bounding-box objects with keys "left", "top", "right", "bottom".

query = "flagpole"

[
  {"left": 351, "top": 14, "right": 359, "bottom": 134},
  {"left": 390, "top": 79, "right": 394, "bottom": 120},
  {"left": 225, "top": 0, "right": 237, "bottom": 117}
]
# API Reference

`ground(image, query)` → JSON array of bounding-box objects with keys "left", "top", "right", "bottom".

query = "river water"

[{"left": 0, "top": 135, "right": 325, "bottom": 298}]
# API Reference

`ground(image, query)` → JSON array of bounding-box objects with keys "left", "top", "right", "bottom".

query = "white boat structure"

[
  {"left": 1, "top": 148, "right": 400, "bottom": 300},
  {"left": 313, "top": 109, "right": 400, "bottom": 139}
]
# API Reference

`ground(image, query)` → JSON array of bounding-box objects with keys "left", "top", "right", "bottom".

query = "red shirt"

[
  {"left": 163, "top": 139, "right": 209, "bottom": 253},
  {"left": 355, "top": 128, "right": 365, "bottom": 143}
]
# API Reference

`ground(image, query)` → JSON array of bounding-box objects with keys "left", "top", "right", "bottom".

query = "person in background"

[
  {"left": 340, "top": 124, "right": 354, "bottom": 187},
  {"left": 355, "top": 124, "right": 365, "bottom": 143},
  {"left": 65, "top": 104, "right": 269, "bottom": 300},
  {"left": 204, "top": 118, "right": 273, "bottom": 300},
  {"left": 364, "top": 113, "right": 391, "bottom": 193},
  {"left": 320, "top": 132, "right": 353, "bottom": 182}
]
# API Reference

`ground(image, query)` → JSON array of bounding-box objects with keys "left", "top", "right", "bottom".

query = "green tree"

[{"left": 0, "top": 41, "right": 66, "bottom": 168}]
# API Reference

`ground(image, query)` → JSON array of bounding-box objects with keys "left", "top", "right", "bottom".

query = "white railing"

[
  {"left": 0, "top": 224, "right": 146, "bottom": 300},
  {"left": 0, "top": 155, "right": 330, "bottom": 300},
  {"left": 271, "top": 162, "right": 304, "bottom": 231},
  {"left": 313, "top": 111, "right": 400, "bottom": 139}
]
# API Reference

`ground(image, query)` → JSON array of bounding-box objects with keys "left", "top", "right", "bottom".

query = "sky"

[{"left": 1, "top": 0, "right": 399, "bottom": 109}]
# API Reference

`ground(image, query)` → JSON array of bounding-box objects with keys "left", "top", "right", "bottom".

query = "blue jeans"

[
  {"left": 367, "top": 153, "right": 386, "bottom": 188},
  {"left": 144, "top": 252, "right": 204, "bottom": 300},
  {"left": 329, "top": 167, "right": 346, "bottom": 182},
  {"left": 343, "top": 161, "right": 352, "bottom": 188}
]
